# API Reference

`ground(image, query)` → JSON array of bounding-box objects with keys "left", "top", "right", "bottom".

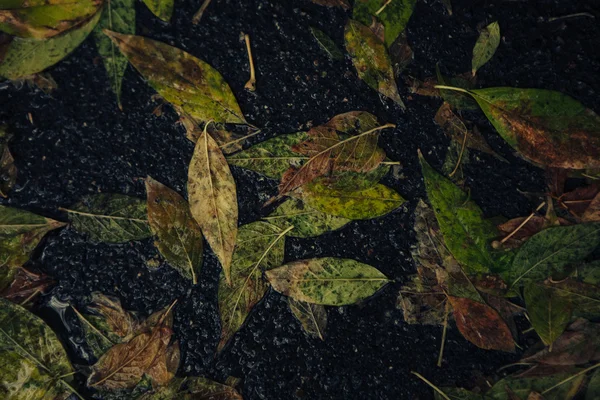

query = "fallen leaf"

[
  {"left": 141, "top": 0, "right": 173, "bottom": 22},
  {"left": 572, "top": 260, "right": 600, "bottom": 285},
  {"left": 105, "top": 31, "right": 246, "bottom": 125},
  {"left": 266, "top": 257, "right": 390, "bottom": 306},
  {"left": 310, "top": 0, "right": 350, "bottom": 9},
  {"left": 389, "top": 31, "right": 413, "bottom": 75},
  {"left": 310, "top": 27, "right": 343, "bottom": 60},
  {"left": 558, "top": 184, "right": 600, "bottom": 217},
  {"left": 525, "top": 283, "right": 572, "bottom": 349},
  {"left": 344, "top": 19, "right": 405, "bottom": 107},
  {"left": 471, "top": 21, "right": 500, "bottom": 76},
  {"left": 582, "top": 192, "right": 600, "bottom": 222},
  {"left": 62, "top": 193, "right": 151, "bottom": 243},
  {"left": 146, "top": 177, "right": 203, "bottom": 284},
  {"left": 436, "top": 67, "right": 478, "bottom": 111},
  {"left": 543, "top": 278, "right": 600, "bottom": 319},
  {"left": 434, "top": 388, "right": 482, "bottom": 400},
  {"left": 587, "top": 370, "right": 600, "bottom": 400},
  {"left": 184, "top": 121, "right": 250, "bottom": 155},
  {"left": 322, "top": 163, "right": 391, "bottom": 191},
  {"left": 0, "top": 128, "right": 16, "bottom": 198},
  {"left": 140, "top": 376, "right": 243, "bottom": 400},
  {"left": 352, "top": 0, "right": 416, "bottom": 47},
  {"left": 1, "top": 267, "right": 54, "bottom": 304},
  {"left": 486, "top": 370, "right": 585, "bottom": 400},
  {"left": 188, "top": 126, "right": 238, "bottom": 285},
  {"left": 497, "top": 216, "right": 569, "bottom": 249},
  {"left": 289, "top": 298, "right": 327, "bottom": 340}
]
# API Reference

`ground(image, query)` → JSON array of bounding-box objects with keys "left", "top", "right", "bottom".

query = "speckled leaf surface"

[
  {"left": 105, "top": 31, "right": 246, "bottom": 124},
  {"left": 0, "top": 298, "right": 74, "bottom": 400},
  {"left": 344, "top": 19, "right": 404, "bottom": 107},
  {"left": 419, "top": 152, "right": 498, "bottom": 274},
  {"left": 353, "top": 0, "right": 416, "bottom": 47},
  {"left": 141, "top": 0, "right": 172, "bottom": 22},
  {"left": 525, "top": 283, "right": 572, "bottom": 348},
  {"left": 218, "top": 221, "right": 286, "bottom": 351},
  {"left": 310, "top": 27, "right": 343, "bottom": 60},
  {"left": 486, "top": 370, "right": 585, "bottom": 400},
  {"left": 471, "top": 21, "right": 500, "bottom": 76},
  {"left": 0, "top": 10, "right": 101, "bottom": 79},
  {"left": 63, "top": 193, "right": 151, "bottom": 243},
  {"left": 0, "top": 129, "right": 16, "bottom": 198},
  {"left": 289, "top": 298, "right": 327, "bottom": 340},
  {"left": 266, "top": 257, "right": 390, "bottom": 306},
  {"left": 146, "top": 177, "right": 203, "bottom": 284},
  {"left": 188, "top": 128, "right": 238, "bottom": 285}
]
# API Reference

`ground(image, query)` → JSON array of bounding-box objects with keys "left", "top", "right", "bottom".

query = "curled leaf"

[{"left": 471, "top": 21, "right": 500, "bottom": 76}]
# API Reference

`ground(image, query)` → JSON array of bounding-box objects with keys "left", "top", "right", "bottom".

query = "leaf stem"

[
  {"left": 437, "top": 301, "right": 450, "bottom": 367},
  {"left": 243, "top": 33, "right": 256, "bottom": 92},
  {"left": 19, "top": 289, "right": 41, "bottom": 307},
  {"left": 449, "top": 128, "right": 468, "bottom": 177},
  {"left": 434, "top": 85, "right": 470, "bottom": 94},
  {"left": 192, "top": 0, "right": 212, "bottom": 24},
  {"left": 411, "top": 371, "right": 451, "bottom": 400},
  {"left": 71, "top": 305, "right": 113, "bottom": 345},
  {"left": 500, "top": 201, "right": 546, "bottom": 244},
  {"left": 375, "top": 0, "right": 392, "bottom": 15},
  {"left": 59, "top": 378, "right": 85, "bottom": 400}
]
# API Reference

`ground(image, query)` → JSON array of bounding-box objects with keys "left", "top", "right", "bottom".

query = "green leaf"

[
  {"left": 266, "top": 257, "right": 390, "bottom": 306},
  {"left": 419, "top": 151, "right": 498, "bottom": 274},
  {"left": 587, "top": 369, "right": 600, "bottom": 400},
  {"left": 62, "top": 193, "right": 151, "bottom": 243},
  {"left": 0, "top": 298, "right": 75, "bottom": 400},
  {"left": 505, "top": 223, "right": 600, "bottom": 288},
  {"left": 352, "top": 0, "right": 416, "bottom": 47},
  {"left": 323, "top": 163, "right": 391, "bottom": 192},
  {"left": 226, "top": 131, "right": 308, "bottom": 179},
  {"left": 0, "top": 128, "right": 16, "bottom": 198},
  {"left": 486, "top": 370, "right": 586, "bottom": 400},
  {"left": 105, "top": 31, "right": 246, "bottom": 125},
  {"left": 141, "top": 0, "right": 173, "bottom": 22},
  {"left": 471, "top": 21, "right": 500, "bottom": 76},
  {"left": 0, "top": 10, "right": 102, "bottom": 80},
  {"left": 435, "top": 66, "right": 478, "bottom": 111},
  {"left": 525, "top": 283, "right": 572, "bottom": 349},
  {"left": 301, "top": 181, "right": 405, "bottom": 220},
  {"left": 344, "top": 19, "right": 404, "bottom": 108},
  {"left": 218, "top": 221, "right": 287, "bottom": 351},
  {"left": 310, "top": 27, "right": 343, "bottom": 60},
  {"left": 146, "top": 177, "right": 203, "bottom": 284},
  {"left": 434, "top": 388, "right": 482, "bottom": 400},
  {"left": 573, "top": 260, "right": 600, "bottom": 285},
  {"left": 263, "top": 198, "right": 350, "bottom": 238},
  {"left": 435, "top": 86, "right": 600, "bottom": 169},
  {"left": 93, "top": 0, "right": 135, "bottom": 109},
  {"left": 289, "top": 298, "right": 327, "bottom": 340},
  {"left": 543, "top": 279, "right": 600, "bottom": 319},
  {"left": 0, "top": 0, "right": 102, "bottom": 39}
]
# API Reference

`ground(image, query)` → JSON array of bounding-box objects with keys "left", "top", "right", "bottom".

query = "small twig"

[
  {"left": 437, "top": 301, "right": 450, "bottom": 367},
  {"left": 449, "top": 128, "right": 468, "bottom": 177},
  {"left": 547, "top": 12, "right": 595, "bottom": 23},
  {"left": 243, "top": 33, "right": 256, "bottom": 92},
  {"left": 500, "top": 201, "right": 546, "bottom": 244},
  {"left": 541, "top": 362, "right": 600, "bottom": 395},
  {"left": 19, "top": 289, "right": 41, "bottom": 307},
  {"left": 375, "top": 0, "right": 392, "bottom": 15},
  {"left": 411, "top": 372, "right": 451, "bottom": 400},
  {"left": 192, "top": 0, "right": 212, "bottom": 24}
]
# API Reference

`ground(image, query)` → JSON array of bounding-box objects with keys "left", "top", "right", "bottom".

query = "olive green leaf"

[
  {"left": 434, "top": 86, "right": 600, "bottom": 170},
  {"left": 105, "top": 30, "right": 246, "bottom": 125},
  {"left": 300, "top": 181, "right": 405, "bottom": 220},
  {"left": 505, "top": 223, "right": 600, "bottom": 288},
  {"left": 188, "top": 127, "right": 238, "bottom": 286},
  {"left": 310, "top": 27, "right": 343, "bottom": 60},
  {"left": 323, "top": 163, "right": 391, "bottom": 192},
  {"left": 435, "top": 66, "right": 478, "bottom": 111},
  {"left": 574, "top": 260, "right": 600, "bottom": 285},
  {"left": 486, "top": 370, "right": 586, "bottom": 400},
  {"left": 0, "top": 129, "right": 16, "bottom": 198},
  {"left": 141, "top": 0, "right": 173, "bottom": 22},
  {"left": 266, "top": 257, "right": 390, "bottom": 306},
  {"left": 226, "top": 131, "right": 308, "bottom": 179},
  {"left": 93, "top": 0, "right": 135, "bottom": 109},
  {"left": 352, "top": 0, "right": 416, "bottom": 47},
  {"left": 289, "top": 298, "right": 327, "bottom": 340},
  {"left": 62, "top": 193, "right": 151, "bottom": 243},
  {"left": 524, "top": 283, "right": 572, "bottom": 350},
  {"left": 139, "top": 376, "right": 243, "bottom": 400},
  {"left": 543, "top": 279, "right": 600, "bottom": 320},
  {"left": 471, "top": 21, "right": 500, "bottom": 76},
  {"left": 587, "top": 370, "right": 600, "bottom": 400},
  {"left": 263, "top": 198, "right": 350, "bottom": 238},
  {"left": 0, "top": 298, "right": 75, "bottom": 400},
  {"left": 0, "top": 10, "right": 102, "bottom": 80},
  {"left": 419, "top": 151, "right": 498, "bottom": 274},
  {"left": 146, "top": 177, "right": 203, "bottom": 284},
  {"left": 218, "top": 222, "right": 288, "bottom": 351},
  {"left": 0, "top": 0, "right": 102, "bottom": 39},
  {"left": 344, "top": 19, "right": 405, "bottom": 108}
]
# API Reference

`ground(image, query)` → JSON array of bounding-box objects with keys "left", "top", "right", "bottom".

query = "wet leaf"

[
  {"left": 436, "top": 86, "right": 600, "bottom": 169},
  {"left": 505, "top": 223, "right": 600, "bottom": 288},
  {"left": 587, "top": 370, "right": 600, "bottom": 400},
  {"left": 218, "top": 221, "right": 286, "bottom": 351},
  {"left": 0, "top": 0, "right": 102, "bottom": 39},
  {"left": 300, "top": 181, "right": 405, "bottom": 220},
  {"left": 471, "top": 21, "right": 500, "bottom": 76},
  {"left": 146, "top": 177, "right": 203, "bottom": 284},
  {"left": 289, "top": 298, "right": 327, "bottom": 340},
  {"left": 188, "top": 127, "right": 238, "bottom": 285},
  {"left": 353, "top": 0, "right": 416, "bottom": 47},
  {"left": 311, "top": 0, "right": 350, "bottom": 9},
  {"left": 448, "top": 296, "right": 515, "bottom": 352},
  {"left": 525, "top": 283, "right": 572, "bottom": 349},
  {"left": 264, "top": 198, "right": 350, "bottom": 238},
  {"left": 106, "top": 31, "right": 246, "bottom": 125},
  {"left": 141, "top": 0, "right": 173, "bottom": 22},
  {"left": 0, "top": 128, "right": 16, "bottom": 198},
  {"left": 1, "top": 267, "right": 54, "bottom": 304},
  {"left": 310, "top": 27, "right": 343, "bottom": 60},
  {"left": 419, "top": 151, "right": 498, "bottom": 274},
  {"left": 93, "top": 0, "right": 135, "bottom": 109},
  {"left": 266, "top": 257, "right": 390, "bottom": 306},
  {"left": 486, "top": 370, "right": 585, "bottom": 400},
  {"left": 0, "top": 298, "right": 75, "bottom": 399},
  {"left": 63, "top": 193, "right": 151, "bottom": 243},
  {"left": 0, "top": 9, "right": 101, "bottom": 79},
  {"left": 543, "top": 279, "right": 600, "bottom": 319},
  {"left": 344, "top": 19, "right": 404, "bottom": 107}
]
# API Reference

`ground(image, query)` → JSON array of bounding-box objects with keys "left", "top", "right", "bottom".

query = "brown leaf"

[
  {"left": 527, "top": 392, "right": 545, "bottom": 400},
  {"left": 87, "top": 292, "right": 137, "bottom": 338},
  {"left": 497, "top": 215, "right": 570, "bottom": 249},
  {"left": 582, "top": 192, "right": 600, "bottom": 222},
  {"left": 558, "top": 184, "right": 600, "bottom": 216},
  {"left": 448, "top": 296, "right": 515, "bottom": 352},
  {"left": 0, "top": 267, "right": 54, "bottom": 304},
  {"left": 310, "top": 0, "right": 350, "bottom": 9},
  {"left": 405, "top": 76, "right": 440, "bottom": 97},
  {"left": 146, "top": 341, "right": 180, "bottom": 387}
]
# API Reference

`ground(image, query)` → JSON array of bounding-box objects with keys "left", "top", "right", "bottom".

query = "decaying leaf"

[
  {"left": 188, "top": 126, "right": 238, "bottom": 285},
  {"left": 389, "top": 31, "right": 413, "bottom": 75},
  {"left": 266, "top": 257, "right": 390, "bottom": 306},
  {"left": 543, "top": 278, "right": 600, "bottom": 320},
  {"left": 289, "top": 298, "right": 327, "bottom": 340},
  {"left": 353, "top": 0, "right": 416, "bottom": 47},
  {"left": 184, "top": 120, "right": 249, "bottom": 155},
  {"left": 139, "top": 376, "right": 243, "bottom": 400},
  {"left": 0, "top": 9, "right": 101, "bottom": 79},
  {"left": 525, "top": 283, "right": 572, "bottom": 350},
  {"left": 558, "top": 184, "right": 600, "bottom": 217},
  {"left": 587, "top": 370, "right": 600, "bottom": 400},
  {"left": 1, "top": 267, "right": 54, "bottom": 304},
  {"left": 146, "top": 177, "right": 203, "bottom": 284},
  {"left": 218, "top": 221, "right": 287, "bottom": 351},
  {"left": 344, "top": 19, "right": 405, "bottom": 108},
  {"left": 0, "top": 128, "right": 16, "bottom": 198},
  {"left": 62, "top": 193, "right": 151, "bottom": 243},
  {"left": 471, "top": 21, "right": 500, "bottom": 76},
  {"left": 310, "top": 0, "right": 350, "bottom": 9},
  {"left": 142, "top": 0, "right": 173, "bottom": 22},
  {"left": 310, "top": 27, "right": 343, "bottom": 60},
  {"left": 105, "top": 31, "right": 246, "bottom": 125},
  {"left": 497, "top": 215, "right": 569, "bottom": 249},
  {"left": 0, "top": 0, "right": 103, "bottom": 39},
  {"left": 0, "top": 298, "right": 75, "bottom": 399},
  {"left": 486, "top": 369, "right": 585, "bottom": 400}
]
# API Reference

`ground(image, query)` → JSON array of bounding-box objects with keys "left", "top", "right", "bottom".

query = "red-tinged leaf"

[
  {"left": 558, "top": 184, "right": 600, "bottom": 216},
  {"left": 0, "top": 267, "right": 54, "bottom": 304}
]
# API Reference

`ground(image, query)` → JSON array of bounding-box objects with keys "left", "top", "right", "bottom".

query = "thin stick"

[
  {"left": 19, "top": 290, "right": 41, "bottom": 307},
  {"left": 500, "top": 201, "right": 546, "bottom": 244},
  {"left": 244, "top": 33, "right": 256, "bottom": 91},
  {"left": 449, "top": 129, "right": 468, "bottom": 177},
  {"left": 437, "top": 301, "right": 450, "bottom": 367},
  {"left": 375, "top": 0, "right": 392, "bottom": 15},
  {"left": 192, "top": 0, "right": 212, "bottom": 24},
  {"left": 541, "top": 362, "right": 600, "bottom": 395},
  {"left": 548, "top": 12, "right": 595, "bottom": 22},
  {"left": 411, "top": 372, "right": 451, "bottom": 400}
]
